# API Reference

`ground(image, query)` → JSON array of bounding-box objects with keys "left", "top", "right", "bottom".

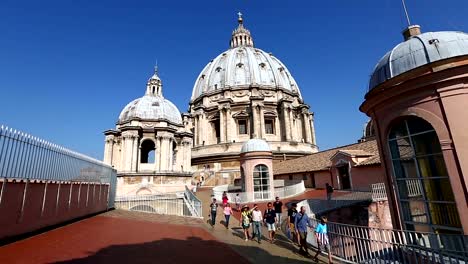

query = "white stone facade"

[
  {"left": 188, "top": 14, "right": 318, "bottom": 184},
  {"left": 104, "top": 68, "right": 193, "bottom": 196}
]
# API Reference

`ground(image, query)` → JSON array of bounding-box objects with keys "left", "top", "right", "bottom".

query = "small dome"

[
  {"left": 369, "top": 31, "right": 468, "bottom": 90},
  {"left": 118, "top": 95, "right": 182, "bottom": 125},
  {"left": 240, "top": 139, "right": 271, "bottom": 153}
]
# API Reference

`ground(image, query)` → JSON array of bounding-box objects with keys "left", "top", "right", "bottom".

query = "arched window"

[
  {"left": 140, "top": 140, "right": 155, "bottom": 163},
  {"left": 388, "top": 116, "right": 461, "bottom": 233},
  {"left": 253, "top": 164, "right": 270, "bottom": 200}
]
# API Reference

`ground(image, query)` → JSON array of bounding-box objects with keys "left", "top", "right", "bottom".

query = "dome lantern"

[
  {"left": 230, "top": 12, "right": 254, "bottom": 48},
  {"left": 146, "top": 65, "right": 163, "bottom": 97}
]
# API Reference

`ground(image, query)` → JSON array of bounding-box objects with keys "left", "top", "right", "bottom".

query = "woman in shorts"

[{"left": 240, "top": 205, "right": 254, "bottom": 241}]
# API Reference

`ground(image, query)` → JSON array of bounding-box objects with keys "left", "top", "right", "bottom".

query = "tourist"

[
  {"left": 325, "top": 183, "right": 334, "bottom": 202},
  {"left": 208, "top": 198, "right": 218, "bottom": 227},
  {"left": 222, "top": 191, "right": 229, "bottom": 207},
  {"left": 251, "top": 204, "right": 263, "bottom": 243},
  {"left": 224, "top": 203, "right": 233, "bottom": 229},
  {"left": 264, "top": 202, "right": 277, "bottom": 243},
  {"left": 295, "top": 206, "right": 312, "bottom": 257},
  {"left": 313, "top": 216, "right": 332, "bottom": 263},
  {"left": 287, "top": 203, "right": 299, "bottom": 244},
  {"left": 240, "top": 205, "right": 254, "bottom": 241},
  {"left": 273, "top": 196, "right": 283, "bottom": 230},
  {"left": 235, "top": 193, "right": 241, "bottom": 211}
]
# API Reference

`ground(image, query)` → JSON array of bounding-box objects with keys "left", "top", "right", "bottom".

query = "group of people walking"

[{"left": 208, "top": 193, "right": 333, "bottom": 263}]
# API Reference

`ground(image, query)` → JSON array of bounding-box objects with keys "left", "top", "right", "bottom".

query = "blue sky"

[{"left": 1, "top": 0, "right": 467, "bottom": 159}]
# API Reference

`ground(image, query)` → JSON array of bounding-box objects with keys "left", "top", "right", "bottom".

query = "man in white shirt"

[{"left": 251, "top": 204, "right": 263, "bottom": 244}]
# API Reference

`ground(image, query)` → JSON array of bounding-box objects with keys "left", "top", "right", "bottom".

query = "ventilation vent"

[{"left": 152, "top": 102, "right": 160, "bottom": 106}]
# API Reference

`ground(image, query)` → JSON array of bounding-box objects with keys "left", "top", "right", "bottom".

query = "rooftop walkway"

[
  {"left": 0, "top": 188, "right": 350, "bottom": 264},
  {"left": 196, "top": 187, "right": 344, "bottom": 264}
]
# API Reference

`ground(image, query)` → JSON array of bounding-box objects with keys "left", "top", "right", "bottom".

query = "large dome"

[
  {"left": 191, "top": 14, "right": 301, "bottom": 101},
  {"left": 118, "top": 95, "right": 182, "bottom": 125},
  {"left": 369, "top": 28, "right": 468, "bottom": 90}
]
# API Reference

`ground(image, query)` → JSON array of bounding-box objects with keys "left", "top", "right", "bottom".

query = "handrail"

[
  {"left": 184, "top": 185, "right": 203, "bottom": 218},
  {"left": 280, "top": 216, "right": 468, "bottom": 263}
]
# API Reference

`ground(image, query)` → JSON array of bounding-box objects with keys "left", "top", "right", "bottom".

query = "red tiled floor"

[{"left": 0, "top": 215, "right": 249, "bottom": 264}]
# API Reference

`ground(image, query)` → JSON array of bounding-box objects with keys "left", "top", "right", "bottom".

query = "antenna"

[{"left": 401, "top": 0, "right": 412, "bottom": 26}]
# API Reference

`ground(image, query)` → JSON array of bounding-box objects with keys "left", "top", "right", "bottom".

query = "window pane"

[
  {"left": 411, "top": 131, "right": 442, "bottom": 156},
  {"left": 389, "top": 120, "right": 408, "bottom": 139},
  {"left": 396, "top": 179, "right": 423, "bottom": 199},
  {"left": 392, "top": 159, "right": 418, "bottom": 179},
  {"left": 422, "top": 178, "right": 455, "bottom": 202},
  {"left": 253, "top": 172, "right": 260, "bottom": 178},
  {"left": 417, "top": 154, "right": 448, "bottom": 178},
  {"left": 428, "top": 202, "right": 461, "bottom": 228},
  {"left": 238, "top": 120, "right": 247, "bottom": 135},
  {"left": 389, "top": 138, "right": 414, "bottom": 159},
  {"left": 407, "top": 117, "right": 434, "bottom": 134},
  {"left": 400, "top": 200, "right": 428, "bottom": 223},
  {"left": 265, "top": 119, "right": 274, "bottom": 134}
]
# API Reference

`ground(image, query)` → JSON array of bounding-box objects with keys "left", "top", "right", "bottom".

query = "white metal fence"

[
  {"left": 184, "top": 185, "right": 203, "bottom": 218},
  {"left": 371, "top": 182, "right": 387, "bottom": 202},
  {"left": 114, "top": 195, "right": 191, "bottom": 217},
  {"left": 0, "top": 125, "right": 117, "bottom": 208},
  {"left": 281, "top": 217, "right": 468, "bottom": 263},
  {"left": 213, "top": 180, "right": 306, "bottom": 203}
]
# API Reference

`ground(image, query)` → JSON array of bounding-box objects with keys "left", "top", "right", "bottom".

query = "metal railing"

[
  {"left": 298, "top": 191, "right": 372, "bottom": 217},
  {"left": 0, "top": 125, "right": 117, "bottom": 208},
  {"left": 371, "top": 182, "right": 387, "bottom": 202},
  {"left": 184, "top": 185, "right": 203, "bottom": 218},
  {"left": 305, "top": 218, "right": 468, "bottom": 263},
  {"left": 114, "top": 195, "right": 192, "bottom": 217},
  {"left": 213, "top": 181, "right": 306, "bottom": 203},
  {"left": 0, "top": 125, "right": 115, "bottom": 183}
]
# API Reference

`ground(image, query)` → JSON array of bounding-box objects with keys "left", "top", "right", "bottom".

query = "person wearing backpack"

[{"left": 263, "top": 202, "right": 277, "bottom": 243}]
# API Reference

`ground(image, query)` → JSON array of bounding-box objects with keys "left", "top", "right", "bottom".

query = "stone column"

[
  {"left": 259, "top": 106, "right": 265, "bottom": 138},
  {"left": 303, "top": 112, "right": 312, "bottom": 143},
  {"left": 168, "top": 138, "right": 174, "bottom": 171},
  {"left": 283, "top": 106, "right": 291, "bottom": 141},
  {"left": 132, "top": 136, "right": 139, "bottom": 172},
  {"left": 226, "top": 108, "right": 232, "bottom": 143},
  {"left": 199, "top": 114, "right": 205, "bottom": 145},
  {"left": 219, "top": 109, "right": 225, "bottom": 143},
  {"left": 104, "top": 135, "right": 114, "bottom": 166},
  {"left": 252, "top": 105, "right": 259, "bottom": 138},
  {"left": 156, "top": 136, "right": 162, "bottom": 171},
  {"left": 121, "top": 132, "right": 133, "bottom": 172},
  {"left": 160, "top": 136, "right": 169, "bottom": 171},
  {"left": 193, "top": 116, "right": 199, "bottom": 146},
  {"left": 289, "top": 109, "right": 294, "bottom": 141},
  {"left": 310, "top": 113, "right": 317, "bottom": 145}
]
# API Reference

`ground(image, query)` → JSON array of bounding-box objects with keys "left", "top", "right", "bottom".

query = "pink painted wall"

[
  {"left": 0, "top": 181, "right": 109, "bottom": 240},
  {"left": 349, "top": 166, "right": 385, "bottom": 191},
  {"left": 240, "top": 152, "right": 273, "bottom": 197},
  {"left": 314, "top": 171, "right": 332, "bottom": 189}
]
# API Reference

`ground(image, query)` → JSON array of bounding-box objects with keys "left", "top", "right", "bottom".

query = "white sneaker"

[{"left": 245, "top": 238, "right": 248, "bottom": 241}]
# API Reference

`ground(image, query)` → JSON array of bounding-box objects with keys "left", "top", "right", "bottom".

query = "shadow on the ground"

[{"left": 50, "top": 236, "right": 313, "bottom": 264}]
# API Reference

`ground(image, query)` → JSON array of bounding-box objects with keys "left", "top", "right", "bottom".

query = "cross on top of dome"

[{"left": 230, "top": 12, "right": 254, "bottom": 48}]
